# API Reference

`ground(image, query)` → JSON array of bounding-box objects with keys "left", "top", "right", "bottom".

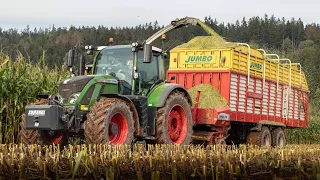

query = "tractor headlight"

[
  {"left": 69, "top": 93, "right": 80, "bottom": 104},
  {"left": 55, "top": 94, "right": 64, "bottom": 104}
]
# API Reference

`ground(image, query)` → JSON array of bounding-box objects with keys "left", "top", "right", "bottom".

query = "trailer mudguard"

[
  {"left": 147, "top": 83, "right": 192, "bottom": 108},
  {"left": 250, "top": 120, "right": 286, "bottom": 131}
]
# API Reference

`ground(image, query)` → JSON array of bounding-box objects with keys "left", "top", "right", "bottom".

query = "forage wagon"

[{"left": 166, "top": 36, "right": 309, "bottom": 146}]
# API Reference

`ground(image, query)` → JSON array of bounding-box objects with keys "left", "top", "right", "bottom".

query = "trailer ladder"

[{"left": 282, "top": 86, "right": 290, "bottom": 120}]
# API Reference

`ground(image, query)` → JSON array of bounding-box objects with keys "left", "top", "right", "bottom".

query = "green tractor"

[{"left": 20, "top": 17, "right": 210, "bottom": 146}]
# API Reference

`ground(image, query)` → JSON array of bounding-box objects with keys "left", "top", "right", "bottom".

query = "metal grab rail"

[
  {"left": 257, "top": 49, "right": 266, "bottom": 91},
  {"left": 265, "top": 54, "right": 280, "bottom": 92},
  {"left": 278, "top": 58, "right": 292, "bottom": 120},
  {"left": 290, "top": 63, "right": 302, "bottom": 88},
  {"left": 226, "top": 42, "right": 251, "bottom": 87},
  {"left": 278, "top": 58, "right": 292, "bottom": 95}
]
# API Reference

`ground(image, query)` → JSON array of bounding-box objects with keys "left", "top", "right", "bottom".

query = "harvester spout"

[{"left": 145, "top": 17, "right": 218, "bottom": 45}]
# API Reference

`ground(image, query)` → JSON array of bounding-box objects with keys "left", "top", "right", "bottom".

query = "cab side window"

[{"left": 138, "top": 53, "right": 159, "bottom": 85}]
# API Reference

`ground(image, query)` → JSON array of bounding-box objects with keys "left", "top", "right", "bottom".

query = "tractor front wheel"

[
  {"left": 155, "top": 91, "right": 193, "bottom": 145},
  {"left": 84, "top": 98, "right": 135, "bottom": 145},
  {"left": 20, "top": 99, "right": 67, "bottom": 147}
]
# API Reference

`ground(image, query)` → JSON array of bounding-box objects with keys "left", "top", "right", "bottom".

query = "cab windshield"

[{"left": 94, "top": 46, "right": 133, "bottom": 84}]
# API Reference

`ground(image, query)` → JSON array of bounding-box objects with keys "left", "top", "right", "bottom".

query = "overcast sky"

[{"left": 0, "top": 0, "right": 319, "bottom": 31}]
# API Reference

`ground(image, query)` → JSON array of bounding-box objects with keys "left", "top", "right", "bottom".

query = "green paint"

[
  {"left": 250, "top": 62, "right": 263, "bottom": 71},
  {"left": 147, "top": 82, "right": 173, "bottom": 107},
  {"left": 90, "top": 50, "right": 102, "bottom": 75},
  {"left": 185, "top": 55, "right": 213, "bottom": 63},
  {"left": 61, "top": 75, "right": 119, "bottom": 110},
  {"left": 88, "top": 83, "right": 102, "bottom": 107}
]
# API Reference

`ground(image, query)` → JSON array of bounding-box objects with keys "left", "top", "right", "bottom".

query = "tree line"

[{"left": 1, "top": 14, "right": 320, "bottom": 107}]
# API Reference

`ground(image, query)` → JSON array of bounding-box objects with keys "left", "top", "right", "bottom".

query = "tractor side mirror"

[
  {"left": 143, "top": 43, "right": 152, "bottom": 63},
  {"left": 162, "top": 52, "right": 169, "bottom": 60},
  {"left": 67, "top": 49, "right": 75, "bottom": 67},
  {"left": 79, "top": 52, "right": 86, "bottom": 76}
]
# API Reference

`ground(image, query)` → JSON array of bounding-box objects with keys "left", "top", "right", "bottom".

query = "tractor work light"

[
  {"left": 69, "top": 93, "right": 80, "bottom": 104},
  {"left": 86, "top": 50, "right": 93, "bottom": 55},
  {"left": 84, "top": 45, "right": 96, "bottom": 50}
]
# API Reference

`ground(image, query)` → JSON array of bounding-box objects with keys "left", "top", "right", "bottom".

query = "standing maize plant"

[
  {"left": 286, "top": 118, "right": 320, "bottom": 144},
  {"left": 0, "top": 51, "right": 70, "bottom": 144}
]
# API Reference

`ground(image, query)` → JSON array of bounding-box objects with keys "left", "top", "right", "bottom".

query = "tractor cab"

[{"left": 73, "top": 41, "right": 167, "bottom": 96}]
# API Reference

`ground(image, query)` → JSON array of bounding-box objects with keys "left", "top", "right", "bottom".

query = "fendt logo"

[
  {"left": 28, "top": 110, "right": 46, "bottom": 116},
  {"left": 185, "top": 55, "right": 213, "bottom": 63}
]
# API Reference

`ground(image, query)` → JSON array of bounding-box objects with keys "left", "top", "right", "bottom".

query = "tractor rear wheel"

[
  {"left": 20, "top": 99, "right": 67, "bottom": 147},
  {"left": 155, "top": 91, "right": 193, "bottom": 145},
  {"left": 271, "top": 127, "right": 286, "bottom": 147},
  {"left": 246, "top": 126, "right": 271, "bottom": 146},
  {"left": 84, "top": 98, "right": 135, "bottom": 145}
]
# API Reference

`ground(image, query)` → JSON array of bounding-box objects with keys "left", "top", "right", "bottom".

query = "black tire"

[
  {"left": 246, "top": 126, "right": 271, "bottom": 146},
  {"left": 155, "top": 91, "right": 193, "bottom": 145},
  {"left": 272, "top": 127, "right": 286, "bottom": 147},
  {"left": 20, "top": 99, "right": 68, "bottom": 147},
  {"left": 84, "top": 98, "right": 135, "bottom": 145}
]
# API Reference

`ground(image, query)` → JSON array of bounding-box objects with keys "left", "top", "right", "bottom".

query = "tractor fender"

[
  {"left": 99, "top": 93, "right": 142, "bottom": 136},
  {"left": 148, "top": 83, "right": 192, "bottom": 108}
]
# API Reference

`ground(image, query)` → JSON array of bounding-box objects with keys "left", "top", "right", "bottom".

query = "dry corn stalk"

[{"left": 0, "top": 144, "right": 318, "bottom": 179}]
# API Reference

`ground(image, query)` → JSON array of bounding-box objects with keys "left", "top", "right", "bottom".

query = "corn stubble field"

[
  {"left": 1, "top": 143, "right": 320, "bottom": 180},
  {"left": 1, "top": 52, "right": 320, "bottom": 179}
]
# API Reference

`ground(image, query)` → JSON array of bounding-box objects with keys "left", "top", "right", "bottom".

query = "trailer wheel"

[
  {"left": 246, "top": 126, "right": 271, "bottom": 146},
  {"left": 155, "top": 91, "right": 193, "bottom": 145},
  {"left": 84, "top": 98, "right": 135, "bottom": 145},
  {"left": 20, "top": 99, "right": 67, "bottom": 147},
  {"left": 272, "top": 127, "right": 286, "bottom": 147}
]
